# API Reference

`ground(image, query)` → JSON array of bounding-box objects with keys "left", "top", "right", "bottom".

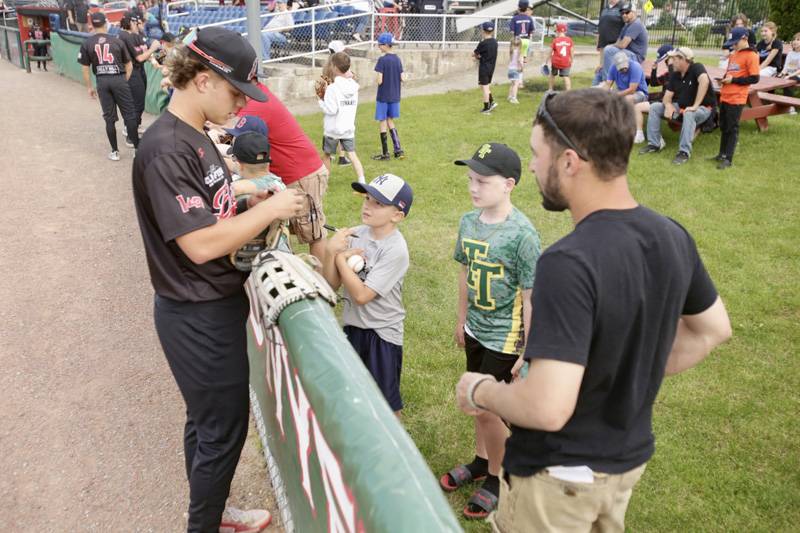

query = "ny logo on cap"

[
  {"left": 478, "top": 144, "right": 492, "bottom": 159},
  {"left": 374, "top": 175, "right": 391, "bottom": 185}
]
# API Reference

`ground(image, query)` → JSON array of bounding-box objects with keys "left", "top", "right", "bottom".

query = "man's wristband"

[{"left": 467, "top": 375, "right": 495, "bottom": 411}]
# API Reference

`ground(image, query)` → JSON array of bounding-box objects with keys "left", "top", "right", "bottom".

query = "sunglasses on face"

[
  {"left": 621, "top": 10, "right": 631, "bottom": 14},
  {"left": 536, "top": 92, "right": 589, "bottom": 161}
]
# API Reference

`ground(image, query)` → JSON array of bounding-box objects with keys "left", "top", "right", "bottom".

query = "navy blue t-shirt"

[
  {"left": 375, "top": 53, "right": 403, "bottom": 103},
  {"left": 509, "top": 13, "right": 534, "bottom": 37},
  {"left": 619, "top": 18, "right": 648, "bottom": 62}
]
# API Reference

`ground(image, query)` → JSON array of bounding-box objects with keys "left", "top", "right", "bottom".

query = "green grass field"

[{"left": 294, "top": 72, "right": 800, "bottom": 531}]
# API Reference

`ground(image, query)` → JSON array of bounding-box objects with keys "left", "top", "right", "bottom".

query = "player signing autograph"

[{"left": 131, "top": 28, "right": 303, "bottom": 533}]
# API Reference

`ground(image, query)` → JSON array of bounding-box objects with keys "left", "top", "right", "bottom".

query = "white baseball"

[{"left": 347, "top": 254, "right": 365, "bottom": 273}]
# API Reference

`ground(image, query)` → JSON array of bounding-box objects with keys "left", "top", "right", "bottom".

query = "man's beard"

[{"left": 539, "top": 161, "right": 569, "bottom": 212}]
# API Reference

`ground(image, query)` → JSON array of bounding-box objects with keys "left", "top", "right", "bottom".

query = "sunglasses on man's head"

[{"left": 536, "top": 92, "right": 589, "bottom": 161}]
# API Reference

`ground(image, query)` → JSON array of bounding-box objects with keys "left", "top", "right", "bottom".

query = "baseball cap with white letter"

[{"left": 352, "top": 174, "right": 414, "bottom": 215}]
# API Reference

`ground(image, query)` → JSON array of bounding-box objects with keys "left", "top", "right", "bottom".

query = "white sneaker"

[
  {"left": 488, "top": 101, "right": 498, "bottom": 111},
  {"left": 508, "top": 97, "right": 519, "bottom": 104},
  {"left": 138, "top": 126, "right": 144, "bottom": 135},
  {"left": 634, "top": 130, "right": 646, "bottom": 144},
  {"left": 219, "top": 507, "right": 271, "bottom": 533},
  {"left": 108, "top": 151, "right": 120, "bottom": 161}
]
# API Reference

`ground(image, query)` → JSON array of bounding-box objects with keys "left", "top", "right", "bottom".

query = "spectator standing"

[
  {"left": 239, "top": 83, "right": 331, "bottom": 260},
  {"left": 593, "top": 0, "right": 624, "bottom": 84},
  {"left": 509, "top": 1, "right": 534, "bottom": 58},
  {"left": 714, "top": 27, "right": 759, "bottom": 170},
  {"left": 372, "top": 32, "right": 407, "bottom": 160},
  {"left": 599, "top": 3, "right": 647, "bottom": 83},
  {"left": 507, "top": 37, "right": 523, "bottom": 104},
  {"left": 640, "top": 47, "right": 715, "bottom": 165},
  {"left": 69, "top": 0, "right": 90, "bottom": 32},
  {"left": 603, "top": 52, "right": 648, "bottom": 142},
  {"left": 549, "top": 23, "right": 573, "bottom": 91},
  {"left": 756, "top": 22, "right": 783, "bottom": 77},
  {"left": 318, "top": 52, "right": 367, "bottom": 184},
  {"left": 474, "top": 21, "right": 498, "bottom": 115},
  {"left": 456, "top": 89, "right": 732, "bottom": 533}
]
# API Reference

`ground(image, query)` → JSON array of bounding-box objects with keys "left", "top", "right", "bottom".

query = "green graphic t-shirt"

[{"left": 454, "top": 207, "right": 541, "bottom": 354}]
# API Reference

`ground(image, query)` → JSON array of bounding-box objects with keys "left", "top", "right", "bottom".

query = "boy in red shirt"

[
  {"left": 714, "top": 26, "right": 759, "bottom": 170},
  {"left": 549, "top": 23, "right": 574, "bottom": 91}
]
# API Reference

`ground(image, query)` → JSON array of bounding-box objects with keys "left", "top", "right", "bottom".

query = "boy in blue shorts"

[
  {"left": 322, "top": 174, "right": 413, "bottom": 414},
  {"left": 372, "top": 32, "right": 407, "bottom": 161},
  {"left": 439, "top": 143, "right": 541, "bottom": 519}
]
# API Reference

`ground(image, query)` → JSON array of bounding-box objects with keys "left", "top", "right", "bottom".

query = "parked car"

[
  {"left": 685, "top": 16, "right": 713, "bottom": 29},
  {"left": 710, "top": 18, "right": 729, "bottom": 35},
  {"left": 564, "top": 20, "right": 597, "bottom": 37}
]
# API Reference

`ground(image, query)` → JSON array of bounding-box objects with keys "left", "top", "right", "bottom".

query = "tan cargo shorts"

[{"left": 287, "top": 165, "right": 329, "bottom": 244}]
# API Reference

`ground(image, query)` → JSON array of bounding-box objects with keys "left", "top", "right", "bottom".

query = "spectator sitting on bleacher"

[
  {"left": 261, "top": 0, "right": 294, "bottom": 60},
  {"left": 597, "top": 3, "right": 647, "bottom": 84},
  {"left": 603, "top": 52, "right": 648, "bottom": 143},
  {"left": 777, "top": 32, "right": 800, "bottom": 111},
  {"left": 639, "top": 47, "right": 715, "bottom": 165},
  {"left": 756, "top": 22, "right": 783, "bottom": 78},
  {"left": 649, "top": 44, "right": 674, "bottom": 92},
  {"left": 350, "top": 0, "right": 373, "bottom": 42}
]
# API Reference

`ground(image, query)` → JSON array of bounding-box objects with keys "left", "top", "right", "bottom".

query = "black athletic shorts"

[
  {"left": 478, "top": 67, "right": 494, "bottom": 86},
  {"left": 465, "top": 333, "right": 517, "bottom": 383},
  {"left": 96, "top": 74, "right": 137, "bottom": 123}
]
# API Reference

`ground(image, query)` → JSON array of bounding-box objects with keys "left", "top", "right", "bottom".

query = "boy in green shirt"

[{"left": 440, "top": 143, "right": 541, "bottom": 519}]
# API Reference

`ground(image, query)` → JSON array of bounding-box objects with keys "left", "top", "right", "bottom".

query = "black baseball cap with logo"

[
  {"left": 90, "top": 12, "right": 107, "bottom": 27},
  {"left": 186, "top": 27, "right": 267, "bottom": 102},
  {"left": 228, "top": 131, "right": 271, "bottom": 164},
  {"left": 455, "top": 143, "right": 522, "bottom": 183}
]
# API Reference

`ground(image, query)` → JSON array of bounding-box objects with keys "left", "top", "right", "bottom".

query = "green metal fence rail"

[
  {"left": 0, "top": 22, "right": 23, "bottom": 68},
  {"left": 22, "top": 38, "right": 50, "bottom": 72}
]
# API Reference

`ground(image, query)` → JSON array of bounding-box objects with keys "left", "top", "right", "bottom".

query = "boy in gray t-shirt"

[{"left": 323, "top": 174, "right": 413, "bottom": 413}]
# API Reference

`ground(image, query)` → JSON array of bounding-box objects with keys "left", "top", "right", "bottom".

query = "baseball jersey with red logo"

[
  {"left": 118, "top": 29, "right": 148, "bottom": 69},
  {"left": 550, "top": 36, "right": 574, "bottom": 69},
  {"left": 133, "top": 111, "right": 246, "bottom": 302},
  {"left": 77, "top": 33, "right": 130, "bottom": 76}
]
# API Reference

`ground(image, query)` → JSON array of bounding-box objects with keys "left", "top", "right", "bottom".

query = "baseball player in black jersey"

[
  {"left": 131, "top": 27, "right": 304, "bottom": 533},
  {"left": 78, "top": 12, "right": 139, "bottom": 161},
  {"left": 118, "top": 13, "right": 159, "bottom": 142}
]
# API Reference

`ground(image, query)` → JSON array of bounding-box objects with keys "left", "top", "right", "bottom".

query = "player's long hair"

[{"left": 165, "top": 44, "right": 209, "bottom": 90}]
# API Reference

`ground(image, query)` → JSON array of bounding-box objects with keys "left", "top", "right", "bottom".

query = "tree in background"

[{"left": 768, "top": 0, "right": 800, "bottom": 40}]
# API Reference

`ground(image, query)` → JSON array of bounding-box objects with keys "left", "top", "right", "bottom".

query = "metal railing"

[{"left": 23, "top": 38, "right": 50, "bottom": 72}]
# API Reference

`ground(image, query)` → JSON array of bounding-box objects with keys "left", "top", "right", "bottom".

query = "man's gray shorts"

[
  {"left": 322, "top": 136, "right": 355, "bottom": 154},
  {"left": 631, "top": 91, "right": 648, "bottom": 104}
]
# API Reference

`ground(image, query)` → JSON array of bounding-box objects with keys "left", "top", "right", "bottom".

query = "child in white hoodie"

[{"left": 319, "top": 52, "right": 366, "bottom": 184}]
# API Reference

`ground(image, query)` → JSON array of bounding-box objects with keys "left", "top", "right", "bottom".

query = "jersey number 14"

[{"left": 94, "top": 43, "right": 114, "bottom": 64}]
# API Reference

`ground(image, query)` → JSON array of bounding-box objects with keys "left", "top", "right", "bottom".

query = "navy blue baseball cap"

[
  {"left": 518, "top": 0, "right": 529, "bottom": 8},
  {"left": 352, "top": 174, "right": 413, "bottom": 215},
  {"left": 724, "top": 26, "right": 749, "bottom": 48},
  {"left": 481, "top": 21, "right": 495, "bottom": 32},
  {"left": 656, "top": 44, "right": 673, "bottom": 62},
  {"left": 225, "top": 115, "right": 268, "bottom": 137}
]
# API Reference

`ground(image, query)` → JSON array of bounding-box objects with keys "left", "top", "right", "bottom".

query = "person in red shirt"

[
  {"left": 549, "top": 24, "right": 574, "bottom": 91},
  {"left": 239, "top": 82, "right": 330, "bottom": 259},
  {"left": 714, "top": 26, "right": 759, "bottom": 170}
]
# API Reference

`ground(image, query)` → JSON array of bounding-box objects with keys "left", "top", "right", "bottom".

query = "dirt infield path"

[{"left": 0, "top": 60, "right": 279, "bottom": 531}]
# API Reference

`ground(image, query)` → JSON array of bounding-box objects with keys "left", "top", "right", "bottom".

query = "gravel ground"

[{"left": 0, "top": 59, "right": 279, "bottom": 532}]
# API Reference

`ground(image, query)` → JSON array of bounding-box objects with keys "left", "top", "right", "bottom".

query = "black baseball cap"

[
  {"left": 90, "top": 12, "right": 106, "bottom": 26},
  {"left": 228, "top": 131, "right": 271, "bottom": 164},
  {"left": 619, "top": 2, "right": 632, "bottom": 13},
  {"left": 186, "top": 27, "right": 266, "bottom": 102},
  {"left": 455, "top": 143, "right": 522, "bottom": 183}
]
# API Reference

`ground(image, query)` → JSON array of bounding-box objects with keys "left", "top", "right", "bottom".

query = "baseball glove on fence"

[{"left": 314, "top": 75, "right": 332, "bottom": 99}]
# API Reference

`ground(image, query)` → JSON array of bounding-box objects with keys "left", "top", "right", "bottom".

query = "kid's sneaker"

[
  {"left": 219, "top": 507, "right": 271, "bottom": 533},
  {"left": 372, "top": 153, "right": 391, "bottom": 161},
  {"left": 108, "top": 151, "right": 120, "bottom": 161},
  {"left": 394, "top": 150, "right": 405, "bottom": 159},
  {"left": 488, "top": 101, "right": 498, "bottom": 111}
]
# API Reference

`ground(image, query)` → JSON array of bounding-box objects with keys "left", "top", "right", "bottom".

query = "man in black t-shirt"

[
  {"left": 118, "top": 13, "right": 160, "bottom": 142},
  {"left": 640, "top": 47, "right": 716, "bottom": 165},
  {"left": 77, "top": 12, "right": 140, "bottom": 161},
  {"left": 132, "top": 26, "right": 303, "bottom": 532},
  {"left": 593, "top": 0, "right": 623, "bottom": 85},
  {"left": 456, "top": 89, "right": 731, "bottom": 532}
]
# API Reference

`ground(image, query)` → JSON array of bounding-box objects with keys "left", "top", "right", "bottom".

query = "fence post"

[
  {"left": 441, "top": 13, "right": 446, "bottom": 48},
  {"left": 311, "top": 8, "right": 316, "bottom": 67},
  {"left": 370, "top": 12, "right": 375, "bottom": 49}
]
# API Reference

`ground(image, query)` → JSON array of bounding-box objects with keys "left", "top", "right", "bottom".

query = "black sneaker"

[
  {"left": 372, "top": 153, "right": 391, "bottom": 161},
  {"left": 707, "top": 154, "right": 724, "bottom": 162},
  {"left": 638, "top": 138, "right": 666, "bottom": 154},
  {"left": 394, "top": 150, "right": 405, "bottom": 159},
  {"left": 338, "top": 156, "right": 351, "bottom": 166},
  {"left": 672, "top": 151, "right": 690, "bottom": 165},
  {"left": 717, "top": 158, "right": 732, "bottom": 170},
  {"left": 124, "top": 137, "right": 134, "bottom": 148}
]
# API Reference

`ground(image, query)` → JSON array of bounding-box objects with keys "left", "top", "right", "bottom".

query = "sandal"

[
  {"left": 463, "top": 488, "right": 498, "bottom": 520},
  {"left": 439, "top": 464, "right": 487, "bottom": 493}
]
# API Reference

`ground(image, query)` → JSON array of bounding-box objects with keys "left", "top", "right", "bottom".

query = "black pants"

[
  {"left": 718, "top": 102, "right": 744, "bottom": 162},
  {"left": 128, "top": 67, "right": 147, "bottom": 128},
  {"left": 96, "top": 74, "right": 139, "bottom": 150},
  {"left": 154, "top": 292, "right": 251, "bottom": 533}
]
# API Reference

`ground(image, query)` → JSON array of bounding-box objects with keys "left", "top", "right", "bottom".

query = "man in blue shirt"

[
  {"left": 372, "top": 32, "right": 407, "bottom": 161},
  {"left": 598, "top": 3, "right": 648, "bottom": 83},
  {"left": 604, "top": 52, "right": 649, "bottom": 103}
]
